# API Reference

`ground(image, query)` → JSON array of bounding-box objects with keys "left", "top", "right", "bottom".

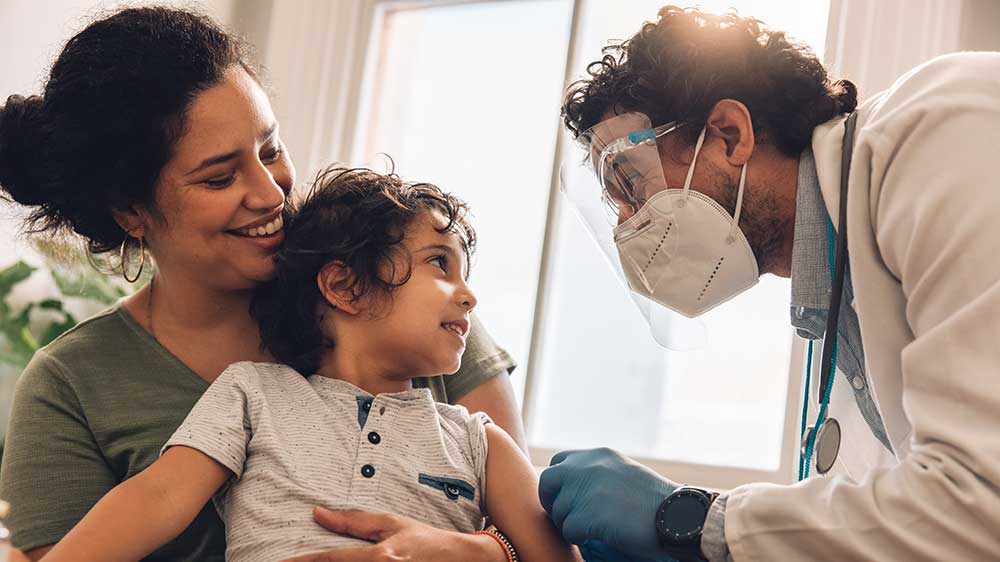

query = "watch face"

[{"left": 656, "top": 489, "right": 710, "bottom": 545}]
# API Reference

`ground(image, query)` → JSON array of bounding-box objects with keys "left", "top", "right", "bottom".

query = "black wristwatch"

[{"left": 654, "top": 486, "right": 719, "bottom": 562}]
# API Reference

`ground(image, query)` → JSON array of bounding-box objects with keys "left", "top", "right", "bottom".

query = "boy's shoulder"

[
  {"left": 216, "top": 361, "right": 307, "bottom": 388},
  {"left": 432, "top": 401, "right": 492, "bottom": 480},
  {"left": 433, "top": 400, "right": 477, "bottom": 423},
  {"left": 432, "top": 402, "right": 492, "bottom": 442}
]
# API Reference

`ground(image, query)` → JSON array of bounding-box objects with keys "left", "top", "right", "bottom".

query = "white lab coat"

[{"left": 723, "top": 52, "right": 1000, "bottom": 560}]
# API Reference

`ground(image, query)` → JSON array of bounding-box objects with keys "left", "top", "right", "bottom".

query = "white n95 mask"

[{"left": 561, "top": 111, "right": 759, "bottom": 323}]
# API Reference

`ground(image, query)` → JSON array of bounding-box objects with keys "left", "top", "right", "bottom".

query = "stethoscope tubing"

[{"left": 799, "top": 112, "right": 858, "bottom": 480}]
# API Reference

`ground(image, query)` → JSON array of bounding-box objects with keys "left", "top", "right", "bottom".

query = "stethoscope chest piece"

[
  {"left": 811, "top": 417, "right": 841, "bottom": 475},
  {"left": 801, "top": 417, "right": 842, "bottom": 475}
]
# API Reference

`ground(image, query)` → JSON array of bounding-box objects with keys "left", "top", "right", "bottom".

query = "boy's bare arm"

[
  {"left": 483, "top": 424, "right": 583, "bottom": 562},
  {"left": 40, "top": 446, "right": 231, "bottom": 562}
]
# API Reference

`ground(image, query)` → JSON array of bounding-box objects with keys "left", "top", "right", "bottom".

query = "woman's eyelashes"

[
  {"left": 201, "top": 143, "right": 282, "bottom": 188},
  {"left": 204, "top": 173, "right": 236, "bottom": 189}
]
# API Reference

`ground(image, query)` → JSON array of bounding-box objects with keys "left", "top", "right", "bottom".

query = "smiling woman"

[
  {"left": 116, "top": 66, "right": 294, "bottom": 293},
  {"left": 0, "top": 6, "right": 520, "bottom": 562},
  {"left": 125, "top": 66, "right": 294, "bottom": 290}
]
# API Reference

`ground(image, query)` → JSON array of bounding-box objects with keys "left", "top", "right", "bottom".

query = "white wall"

[
  {"left": 959, "top": 0, "right": 1000, "bottom": 52},
  {"left": 825, "top": 0, "right": 1000, "bottom": 98}
]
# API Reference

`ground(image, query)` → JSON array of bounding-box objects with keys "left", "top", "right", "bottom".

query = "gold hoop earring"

[{"left": 120, "top": 236, "right": 145, "bottom": 283}]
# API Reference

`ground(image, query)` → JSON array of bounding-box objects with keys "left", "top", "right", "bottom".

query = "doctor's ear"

[
  {"left": 706, "top": 99, "right": 755, "bottom": 165},
  {"left": 317, "top": 261, "right": 362, "bottom": 315}
]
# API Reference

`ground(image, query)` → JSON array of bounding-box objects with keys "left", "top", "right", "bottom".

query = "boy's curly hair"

[
  {"left": 563, "top": 5, "right": 857, "bottom": 156},
  {"left": 251, "top": 166, "right": 476, "bottom": 375}
]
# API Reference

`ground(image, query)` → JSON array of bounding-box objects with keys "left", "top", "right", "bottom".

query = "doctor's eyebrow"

[{"left": 185, "top": 122, "right": 279, "bottom": 176}]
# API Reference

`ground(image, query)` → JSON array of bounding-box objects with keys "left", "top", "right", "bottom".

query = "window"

[
  {"left": 354, "top": 0, "right": 573, "bottom": 399},
  {"left": 355, "top": 0, "right": 829, "bottom": 488}
]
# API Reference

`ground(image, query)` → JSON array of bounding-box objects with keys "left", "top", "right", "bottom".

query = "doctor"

[{"left": 540, "top": 5, "right": 1000, "bottom": 562}]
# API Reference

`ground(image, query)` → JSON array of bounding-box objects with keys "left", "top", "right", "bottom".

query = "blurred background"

[{"left": 2, "top": 0, "right": 999, "bottom": 487}]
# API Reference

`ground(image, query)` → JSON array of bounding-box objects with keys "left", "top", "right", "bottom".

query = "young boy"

[{"left": 37, "top": 167, "right": 580, "bottom": 562}]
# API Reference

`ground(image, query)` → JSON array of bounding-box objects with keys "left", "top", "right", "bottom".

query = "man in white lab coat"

[{"left": 540, "top": 5, "right": 1000, "bottom": 561}]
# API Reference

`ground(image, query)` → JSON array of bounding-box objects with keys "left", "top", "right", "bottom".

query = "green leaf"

[
  {"left": 38, "top": 316, "right": 78, "bottom": 347},
  {"left": 18, "top": 326, "right": 39, "bottom": 352},
  {"left": 37, "top": 299, "right": 65, "bottom": 311},
  {"left": 11, "top": 302, "right": 34, "bottom": 329},
  {"left": 0, "top": 261, "right": 36, "bottom": 317},
  {"left": 0, "top": 262, "right": 35, "bottom": 296}
]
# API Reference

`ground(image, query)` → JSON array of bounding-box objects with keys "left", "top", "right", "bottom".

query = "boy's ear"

[{"left": 317, "top": 261, "right": 362, "bottom": 315}]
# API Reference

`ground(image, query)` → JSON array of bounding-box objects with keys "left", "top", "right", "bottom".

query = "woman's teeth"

[
  {"left": 236, "top": 216, "right": 283, "bottom": 237},
  {"left": 442, "top": 323, "right": 464, "bottom": 336}
]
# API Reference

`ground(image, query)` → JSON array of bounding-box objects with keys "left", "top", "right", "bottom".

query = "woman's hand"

[{"left": 279, "top": 507, "right": 507, "bottom": 562}]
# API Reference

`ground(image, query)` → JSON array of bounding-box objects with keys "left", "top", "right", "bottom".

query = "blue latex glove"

[
  {"left": 538, "top": 448, "right": 680, "bottom": 561},
  {"left": 579, "top": 539, "right": 678, "bottom": 562}
]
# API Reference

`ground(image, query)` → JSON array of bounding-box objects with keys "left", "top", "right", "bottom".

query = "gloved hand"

[
  {"left": 579, "top": 539, "right": 678, "bottom": 562},
  {"left": 538, "top": 448, "right": 680, "bottom": 561}
]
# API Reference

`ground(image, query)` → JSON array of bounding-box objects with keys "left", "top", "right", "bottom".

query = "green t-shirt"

[{"left": 0, "top": 306, "right": 514, "bottom": 559}]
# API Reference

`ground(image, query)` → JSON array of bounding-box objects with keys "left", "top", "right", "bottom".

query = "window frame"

[{"left": 350, "top": 0, "right": 820, "bottom": 489}]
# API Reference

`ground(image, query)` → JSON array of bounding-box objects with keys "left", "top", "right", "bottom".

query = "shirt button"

[
  {"left": 852, "top": 376, "right": 866, "bottom": 391},
  {"left": 363, "top": 400, "right": 372, "bottom": 412},
  {"left": 368, "top": 431, "right": 381, "bottom": 445},
  {"left": 361, "top": 464, "right": 376, "bottom": 478},
  {"left": 445, "top": 484, "right": 460, "bottom": 499}
]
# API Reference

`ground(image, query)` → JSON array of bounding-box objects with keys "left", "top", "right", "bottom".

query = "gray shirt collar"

[
  {"left": 307, "top": 374, "right": 433, "bottom": 403},
  {"left": 789, "top": 148, "right": 834, "bottom": 339}
]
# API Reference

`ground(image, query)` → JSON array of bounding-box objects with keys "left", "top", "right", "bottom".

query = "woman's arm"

[
  {"left": 40, "top": 446, "right": 230, "bottom": 562},
  {"left": 0, "top": 352, "right": 121, "bottom": 554},
  {"left": 483, "top": 424, "right": 582, "bottom": 562},
  {"left": 458, "top": 373, "right": 527, "bottom": 453}
]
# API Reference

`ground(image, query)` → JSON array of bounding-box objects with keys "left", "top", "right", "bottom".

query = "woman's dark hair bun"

[
  {"left": 832, "top": 79, "right": 858, "bottom": 114},
  {"left": 0, "top": 94, "right": 50, "bottom": 206},
  {"left": 0, "top": 7, "right": 250, "bottom": 253}
]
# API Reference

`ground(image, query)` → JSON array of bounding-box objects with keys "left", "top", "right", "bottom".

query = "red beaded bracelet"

[{"left": 475, "top": 528, "right": 519, "bottom": 562}]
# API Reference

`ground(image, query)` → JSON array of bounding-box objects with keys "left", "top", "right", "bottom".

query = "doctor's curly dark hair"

[{"left": 563, "top": 5, "right": 857, "bottom": 156}]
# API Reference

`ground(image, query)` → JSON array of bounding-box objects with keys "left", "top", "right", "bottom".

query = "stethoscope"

[{"left": 798, "top": 112, "right": 859, "bottom": 480}]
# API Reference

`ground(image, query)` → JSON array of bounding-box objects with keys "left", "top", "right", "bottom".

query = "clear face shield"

[{"left": 560, "top": 112, "right": 707, "bottom": 350}]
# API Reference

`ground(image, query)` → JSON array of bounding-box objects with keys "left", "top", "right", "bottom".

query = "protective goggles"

[{"left": 560, "top": 112, "right": 706, "bottom": 350}]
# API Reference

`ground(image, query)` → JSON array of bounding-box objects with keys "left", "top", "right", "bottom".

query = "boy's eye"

[{"left": 430, "top": 255, "right": 448, "bottom": 271}]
